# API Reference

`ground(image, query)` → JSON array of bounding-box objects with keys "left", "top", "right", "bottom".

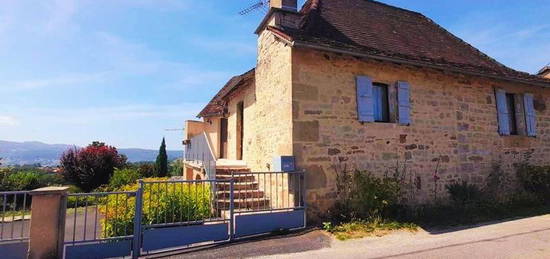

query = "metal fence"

[
  {"left": 229, "top": 171, "right": 305, "bottom": 214},
  {"left": 0, "top": 191, "right": 31, "bottom": 241},
  {"left": 64, "top": 191, "right": 137, "bottom": 259},
  {"left": 63, "top": 173, "right": 306, "bottom": 258}
]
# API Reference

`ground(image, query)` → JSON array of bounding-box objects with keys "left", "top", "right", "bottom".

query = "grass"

[
  {"left": 324, "top": 218, "right": 418, "bottom": 241},
  {"left": 0, "top": 210, "right": 30, "bottom": 218}
]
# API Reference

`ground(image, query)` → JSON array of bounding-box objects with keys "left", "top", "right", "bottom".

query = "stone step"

[
  {"left": 215, "top": 174, "right": 256, "bottom": 182},
  {"left": 216, "top": 190, "right": 265, "bottom": 199},
  {"left": 216, "top": 182, "right": 258, "bottom": 191},
  {"left": 216, "top": 168, "right": 251, "bottom": 176},
  {"left": 216, "top": 198, "right": 270, "bottom": 209}
]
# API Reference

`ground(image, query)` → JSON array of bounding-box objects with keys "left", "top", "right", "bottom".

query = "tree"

[
  {"left": 60, "top": 142, "right": 127, "bottom": 192},
  {"left": 169, "top": 159, "right": 184, "bottom": 177},
  {"left": 155, "top": 138, "right": 168, "bottom": 177}
]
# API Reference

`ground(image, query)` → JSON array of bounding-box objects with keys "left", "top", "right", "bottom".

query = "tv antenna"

[{"left": 239, "top": 0, "right": 269, "bottom": 15}]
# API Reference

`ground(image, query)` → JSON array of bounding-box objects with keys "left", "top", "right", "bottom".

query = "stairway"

[{"left": 214, "top": 168, "right": 271, "bottom": 212}]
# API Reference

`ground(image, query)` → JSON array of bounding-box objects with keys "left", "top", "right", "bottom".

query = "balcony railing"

[{"left": 184, "top": 132, "right": 216, "bottom": 179}]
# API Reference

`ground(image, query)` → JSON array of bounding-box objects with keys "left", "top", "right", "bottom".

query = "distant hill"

[{"left": 0, "top": 140, "right": 182, "bottom": 166}]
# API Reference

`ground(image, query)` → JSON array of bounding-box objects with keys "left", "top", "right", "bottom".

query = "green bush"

[
  {"left": 516, "top": 164, "right": 550, "bottom": 204},
  {"left": 108, "top": 168, "right": 141, "bottom": 190},
  {"left": 101, "top": 178, "right": 212, "bottom": 238},
  {"left": 445, "top": 181, "right": 482, "bottom": 207},
  {"left": 332, "top": 170, "right": 401, "bottom": 221}
]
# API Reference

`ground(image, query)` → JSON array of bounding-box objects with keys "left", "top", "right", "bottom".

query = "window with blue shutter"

[
  {"left": 523, "top": 93, "right": 536, "bottom": 137},
  {"left": 397, "top": 81, "right": 411, "bottom": 125},
  {"left": 356, "top": 76, "right": 374, "bottom": 122},
  {"left": 495, "top": 89, "right": 510, "bottom": 135}
]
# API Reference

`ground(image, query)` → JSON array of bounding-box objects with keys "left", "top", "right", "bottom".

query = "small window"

[
  {"left": 506, "top": 93, "right": 518, "bottom": 135},
  {"left": 373, "top": 83, "right": 390, "bottom": 122}
]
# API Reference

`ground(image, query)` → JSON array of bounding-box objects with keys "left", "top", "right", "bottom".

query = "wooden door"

[
  {"left": 220, "top": 118, "right": 228, "bottom": 158},
  {"left": 236, "top": 102, "right": 244, "bottom": 160}
]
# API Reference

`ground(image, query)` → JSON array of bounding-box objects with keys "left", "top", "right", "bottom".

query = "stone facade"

[
  {"left": 186, "top": 27, "right": 550, "bottom": 219},
  {"left": 290, "top": 48, "right": 550, "bottom": 214}
]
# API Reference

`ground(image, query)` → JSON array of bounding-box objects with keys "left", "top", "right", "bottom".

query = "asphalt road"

[{"left": 158, "top": 214, "right": 550, "bottom": 259}]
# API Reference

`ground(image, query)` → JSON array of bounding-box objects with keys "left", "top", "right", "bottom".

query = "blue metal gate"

[
  {"left": 0, "top": 191, "right": 31, "bottom": 259},
  {"left": 63, "top": 171, "right": 306, "bottom": 258}
]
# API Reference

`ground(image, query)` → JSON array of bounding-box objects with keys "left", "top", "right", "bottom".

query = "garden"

[{"left": 323, "top": 160, "right": 550, "bottom": 240}]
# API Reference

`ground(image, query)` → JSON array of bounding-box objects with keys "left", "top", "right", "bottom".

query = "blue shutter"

[
  {"left": 397, "top": 81, "right": 411, "bottom": 125},
  {"left": 356, "top": 76, "right": 374, "bottom": 122},
  {"left": 495, "top": 89, "right": 510, "bottom": 135},
  {"left": 524, "top": 93, "right": 536, "bottom": 137}
]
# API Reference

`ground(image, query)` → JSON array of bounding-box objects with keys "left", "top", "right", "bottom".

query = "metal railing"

[
  {"left": 184, "top": 132, "right": 217, "bottom": 179},
  {"left": 65, "top": 191, "right": 136, "bottom": 244},
  {"left": 140, "top": 179, "right": 232, "bottom": 229},
  {"left": 229, "top": 171, "right": 305, "bottom": 214},
  {"left": 0, "top": 191, "right": 31, "bottom": 242}
]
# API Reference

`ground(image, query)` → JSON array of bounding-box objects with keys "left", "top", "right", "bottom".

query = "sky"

[{"left": 0, "top": 0, "right": 549, "bottom": 150}]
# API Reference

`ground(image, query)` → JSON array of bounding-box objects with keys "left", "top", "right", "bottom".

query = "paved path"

[
  {"left": 260, "top": 214, "right": 550, "bottom": 259},
  {"left": 160, "top": 214, "right": 550, "bottom": 259}
]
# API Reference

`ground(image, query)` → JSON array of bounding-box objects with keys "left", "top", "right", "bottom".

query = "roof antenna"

[{"left": 239, "top": 0, "right": 269, "bottom": 15}]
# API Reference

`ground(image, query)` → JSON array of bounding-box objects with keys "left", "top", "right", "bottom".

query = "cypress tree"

[{"left": 155, "top": 138, "right": 168, "bottom": 177}]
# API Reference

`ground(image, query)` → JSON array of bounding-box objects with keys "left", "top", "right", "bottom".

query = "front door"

[
  {"left": 220, "top": 118, "right": 228, "bottom": 158},
  {"left": 236, "top": 102, "right": 244, "bottom": 160}
]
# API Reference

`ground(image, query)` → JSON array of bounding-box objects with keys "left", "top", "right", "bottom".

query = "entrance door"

[
  {"left": 236, "top": 102, "right": 244, "bottom": 160},
  {"left": 220, "top": 118, "right": 228, "bottom": 158}
]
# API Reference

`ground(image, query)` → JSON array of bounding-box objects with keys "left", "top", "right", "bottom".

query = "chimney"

[
  {"left": 270, "top": 0, "right": 297, "bottom": 12},
  {"left": 538, "top": 64, "right": 550, "bottom": 79}
]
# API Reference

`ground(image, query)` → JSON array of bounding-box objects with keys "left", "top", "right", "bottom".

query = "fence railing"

[
  {"left": 229, "top": 171, "right": 305, "bottom": 214},
  {"left": 184, "top": 132, "right": 217, "bottom": 179},
  {"left": 65, "top": 191, "right": 136, "bottom": 244},
  {"left": 140, "top": 179, "right": 232, "bottom": 229},
  {"left": 0, "top": 191, "right": 31, "bottom": 242}
]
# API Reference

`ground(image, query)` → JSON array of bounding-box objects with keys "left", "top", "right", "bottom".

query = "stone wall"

[
  {"left": 291, "top": 48, "right": 550, "bottom": 214},
  {"left": 226, "top": 81, "right": 257, "bottom": 163},
  {"left": 246, "top": 30, "right": 294, "bottom": 171}
]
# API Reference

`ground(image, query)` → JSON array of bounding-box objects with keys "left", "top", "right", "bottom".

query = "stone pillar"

[{"left": 28, "top": 187, "right": 69, "bottom": 259}]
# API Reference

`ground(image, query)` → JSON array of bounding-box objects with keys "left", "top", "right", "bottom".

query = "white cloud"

[{"left": 0, "top": 116, "right": 19, "bottom": 127}]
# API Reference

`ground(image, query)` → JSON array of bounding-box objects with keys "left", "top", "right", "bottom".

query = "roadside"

[
  {"left": 159, "top": 214, "right": 550, "bottom": 259},
  {"left": 259, "top": 214, "right": 550, "bottom": 259}
]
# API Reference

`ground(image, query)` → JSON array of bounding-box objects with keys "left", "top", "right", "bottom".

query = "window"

[
  {"left": 505, "top": 93, "right": 518, "bottom": 135},
  {"left": 373, "top": 83, "right": 390, "bottom": 122}
]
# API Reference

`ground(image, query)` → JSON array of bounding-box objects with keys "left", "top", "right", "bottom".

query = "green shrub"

[
  {"left": 101, "top": 178, "right": 212, "bottom": 238},
  {"left": 333, "top": 170, "right": 401, "bottom": 221},
  {"left": 516, "top": 164, "right": 550, "bottom": 204},
  {"left": 445, "top": 181, "right": 482, "bottom": 207},
  {"left": 108, "top": 168, "right": 141, "bottom": 190}
]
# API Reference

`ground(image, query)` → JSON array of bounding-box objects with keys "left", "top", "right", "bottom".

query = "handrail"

[{"left": 184, "top": 132, "right": 217, "bottom": 179}]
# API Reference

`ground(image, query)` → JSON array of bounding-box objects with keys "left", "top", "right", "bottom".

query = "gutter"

[{"left": 285, "top": 38, "right": 550, "bottom": 88}]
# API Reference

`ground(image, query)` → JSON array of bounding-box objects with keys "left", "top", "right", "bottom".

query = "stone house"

[{"left": 183, "top": 0, "right": 550, "bottom": 214}]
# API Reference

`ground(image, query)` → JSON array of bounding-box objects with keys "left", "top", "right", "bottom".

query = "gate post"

[
  {"left": 132, "top": 180, "right": 144, "bottom": 259},
  {"left": 28, "top": 187, "right": 69, "bottom": 259}
]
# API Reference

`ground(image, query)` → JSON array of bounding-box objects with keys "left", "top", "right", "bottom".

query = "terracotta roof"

[
  {"left": 197, "top": 68, "right": 255, "bottom": 118},
  {"left": 268, "top": 0, "right": 550, "bottom": 87},
  {"left": 539, "top": 65, "right": 550, "bottom": 75}
]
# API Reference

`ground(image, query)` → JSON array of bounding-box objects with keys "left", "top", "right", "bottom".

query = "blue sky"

[{"left": 0, "top": 0, "right": 548, "bottom": 150}]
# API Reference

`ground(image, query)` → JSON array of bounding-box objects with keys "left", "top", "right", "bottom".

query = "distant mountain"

[{"left": 0, "top": 140, "right": 182, "bottom": 166}]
